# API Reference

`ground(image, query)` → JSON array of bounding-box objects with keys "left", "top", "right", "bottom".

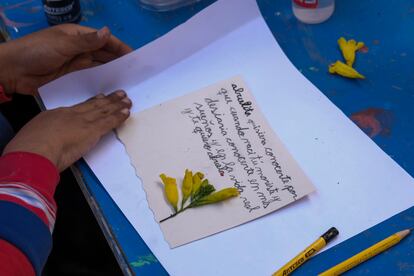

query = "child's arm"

[{"left": 0, "top": 152, "right": 59, "bottom": 276}]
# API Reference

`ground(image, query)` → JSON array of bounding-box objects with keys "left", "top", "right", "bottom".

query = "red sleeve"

[
  {"left": 0, "top": 151, "right": 59, "bottom": 208},
  {"left": 0, "top": 152, "right": 60, "bottom": 275},
  {"left": 0, "top": 151, "right": 59, "bottom": 227},
  {"left": 0, "top": 240, "right": 35, "bottom": 276}
]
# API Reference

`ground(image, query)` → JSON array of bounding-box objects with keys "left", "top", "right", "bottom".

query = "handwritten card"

[{"left": 117, "top": 76, "right": 315, "bottom": 247}]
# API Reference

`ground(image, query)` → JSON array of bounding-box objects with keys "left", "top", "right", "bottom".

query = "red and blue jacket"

[{"left": 0, "top": 152, "right": 59, "bottom": 276}]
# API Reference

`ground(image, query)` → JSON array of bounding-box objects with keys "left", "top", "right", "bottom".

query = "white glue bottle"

[{"left": 292, "top": 0, "right": 335, "bottom": 24}]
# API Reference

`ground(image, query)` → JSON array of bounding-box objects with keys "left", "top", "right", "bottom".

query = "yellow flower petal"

[
  {"left": 194, "top": 187, "right": 239, "bottom": 206},
  {"left": 192, "top": 173, "right": 202, "bottom": 197},
  {"left": 194, "top": 171, "right": 204, "bottom": 180},
  {"left": 338, "top": 37, "right": 365, "bottom": 67},
  {"left": 181, "top": 169, "right": 193, "bottom": 205},
  {"left": 329, "top": 60, "right": 365, "bottom": 79},
  {"left": 160, "top": 174, "right": 179, "bottom": 212}
]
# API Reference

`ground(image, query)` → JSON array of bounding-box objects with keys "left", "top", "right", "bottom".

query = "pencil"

[
  {"left": 273, "top": 227, "right": 339, "bottom": 276},
  {"left": 319, "top": 228, "right": 411, "bottom": 276}
]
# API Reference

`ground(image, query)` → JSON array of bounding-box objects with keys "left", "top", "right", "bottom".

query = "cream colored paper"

[{"left": 118, "top": 76, "right": 314, "bottom": 247}]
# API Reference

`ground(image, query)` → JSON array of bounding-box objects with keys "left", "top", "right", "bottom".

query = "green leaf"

[{"left": 192, "top": 181, "right": 215, "bottom": 203}]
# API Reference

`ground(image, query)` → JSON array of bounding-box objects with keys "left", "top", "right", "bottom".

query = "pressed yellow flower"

[
  {"left": 191, "top": 173, "right": 202, "bottom": 197},
  {"left": 181, "top": 169, "right": 193, "bottom": 206},
  {"left": 338, "top": 37, "right": 365, "bottom": 67},
  {"left": 194, "top": 187, "right": 239, "bottom": 207},
  {"left": 160, "top": 174, "right": 179, "bottom": 212},
  {"left": 329, "top": 61, "right": 365, "bottom": 79},
  {"left": 159, "top": 169, "right": 241, "bottom": 222}
]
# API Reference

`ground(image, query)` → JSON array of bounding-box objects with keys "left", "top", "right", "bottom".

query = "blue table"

[{"left": 1, "top": 0, "right": 413, "bottom": 275}]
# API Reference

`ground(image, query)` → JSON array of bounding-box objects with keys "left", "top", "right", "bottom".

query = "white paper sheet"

[{"left": 39, "top": 0, "right": 414, "bottom": 275}]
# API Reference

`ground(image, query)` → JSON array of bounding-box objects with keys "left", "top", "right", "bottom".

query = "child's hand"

[
  {"left": 3, "top": 91, "right": 132, "bottom": 171},
  {"left": 0, "top": 24, "right": 132, "bottom": 96}
]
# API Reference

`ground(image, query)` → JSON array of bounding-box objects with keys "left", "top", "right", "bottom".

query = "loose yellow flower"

[
  {"left": 338, "top": 37, "right": 365, "bottom": 67},
  {"left": 181, "top": 169, "right": 193, "bottom": 206},
  {"left": 329, "top": 60, "right": 365, "bottom": 79},
  {"left": 160, "top": 174, "right": 179, "bottom": 212},
  {"left": 194, "top": 187, "right": 239, "bottom": 207}
]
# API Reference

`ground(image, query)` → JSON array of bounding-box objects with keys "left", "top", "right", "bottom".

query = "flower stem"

[
  {"left": 159, "top": 205, "right": 191, "bottom": 223},
  {"left": 159, "top": 213, "right": 178, "bottom": 223}
]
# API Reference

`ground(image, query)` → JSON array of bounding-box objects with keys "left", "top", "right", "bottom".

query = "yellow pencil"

[
  {"left": 273, "top": 227, "right": 339, "bottom": 276},
  {"left": 319, "top": 229, "right": 412, "bottom": 276}
]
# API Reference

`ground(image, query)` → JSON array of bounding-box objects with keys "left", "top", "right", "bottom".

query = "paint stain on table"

[
  {"left": 130, "top": 254, "right": 159, "bottom": 268},
  {"left": 359, "top": 45, "right": 369, "bottom": 53},
  {"left": 350, "top": 108, "right": 393, "bottom": 138}
]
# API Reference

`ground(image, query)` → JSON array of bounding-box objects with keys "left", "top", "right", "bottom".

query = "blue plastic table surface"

[{"left": 1, "top": 0, "right": 413, "bottom": 275}]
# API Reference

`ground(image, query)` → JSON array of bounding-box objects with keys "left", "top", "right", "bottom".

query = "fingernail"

[
  {"left": 116, "top": 90, "right": 126, "bottom": 97},
  {"left": 122, "top": 97, "right": 131, "bottom": 104},
  {"left": 95, "top": 93, "right": 105, "bottom": 98},
  {"left": 97, "top": 27, "right": 109, "bottom": 39},
  {"left": 121, "top": 108, "right": 130, "bottom": 115}
]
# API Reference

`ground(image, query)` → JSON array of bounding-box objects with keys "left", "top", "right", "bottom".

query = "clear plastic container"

[
  {"left": 292, "top": 0, "right": 335, "bottom": 24},
  {"left": 139, "top": 0, "right": 201, "bottom": 11}
]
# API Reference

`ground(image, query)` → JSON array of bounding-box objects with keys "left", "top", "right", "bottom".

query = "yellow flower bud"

[
  {"left": 338, "top": 37, "right": 365, "bottom": 67},
  {"left": 329, "top": 60, "right": 365, "bottom": 79},
  {"left": 200, "top": 179, "right": 209, "bottom": 187},
  {"left": 181, "top": 169, "right": 193, "bottom": 206},
  {"left": 194, "top": 187, "right": 239, "bottom": 207},
  {"left": 192, "top": 173, "right": 202, "bottom": 197},
  {"left": 160, "top": 174, "right": 179, "bottom": 212},
  {"left": 194, "top": 171, "right": 204, "bottom": 180}
]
